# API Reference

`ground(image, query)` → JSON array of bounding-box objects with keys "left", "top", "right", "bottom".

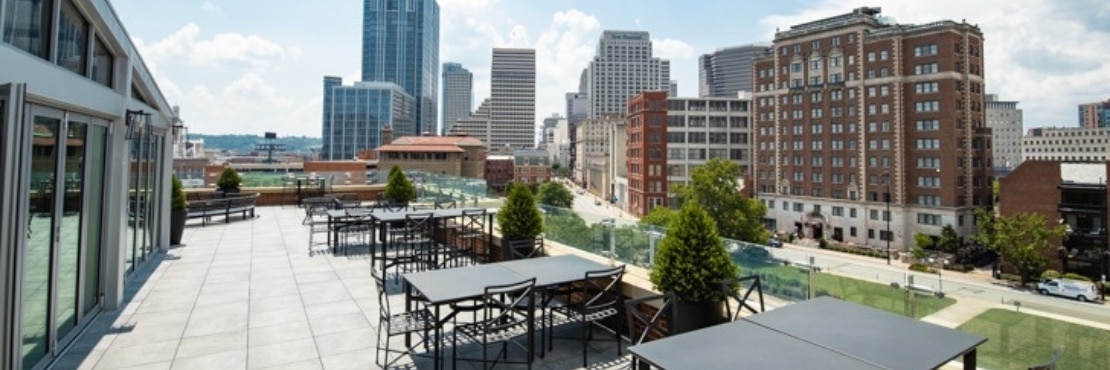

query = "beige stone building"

[{"left": 376, "top": 133, "right": 487, "bottom": 179}]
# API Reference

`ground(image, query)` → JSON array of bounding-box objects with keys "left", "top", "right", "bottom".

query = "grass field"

[
  {"left": 736, "top": 254, "right": 956, "bottom": 318},
  {"left": 957, "top": 309, "right": 1110, "bottom": 370}
]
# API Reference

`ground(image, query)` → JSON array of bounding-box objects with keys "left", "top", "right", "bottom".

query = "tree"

[
  {"left": 977, "top": 211, "right": 1067, "bottom": 284},
  {"left": 914, "top": 232, "right": 934, "bottom": 252},
  {"left": 649, "top": 201, "right": 739, "bottom": 304},
  {"left": 383, "top": 165, "right": 416, "bottom": 204},
  {"left": 640, "top": 206, "right": 677, "bottom": 229},
  {"left": 215, "top": 167, "right": 241, "bottom": 191},
  {"left": 938, "top": 225, "right": 961, "bottom": 253},
  {"left": 672, "top": 158, "right": 769, "bottom": 243},
  {"left": 536, "top": 181, "right": 573, "bottom": 208},
  {"left": 497, "top": 184, "right": 544, "bottom": 241}
]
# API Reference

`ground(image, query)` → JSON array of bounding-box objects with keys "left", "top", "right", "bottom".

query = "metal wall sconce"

[{"left": 125, "top": 109, "right": 151, "bottom": 140}]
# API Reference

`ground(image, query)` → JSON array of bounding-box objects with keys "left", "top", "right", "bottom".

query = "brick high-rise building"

[
  {"left": 627, "top": 91, "right": 669, "bottom": 217},
  {"left": 752, "top": 7, "right": 990, "bottom": 251}
]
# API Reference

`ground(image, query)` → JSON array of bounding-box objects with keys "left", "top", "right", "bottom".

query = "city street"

[
  {"left": 562, "top": 180, "right": 638, "bottom": 226},
  {"left": 769, "top": 242, "right": 1110, "bottom": 324}
]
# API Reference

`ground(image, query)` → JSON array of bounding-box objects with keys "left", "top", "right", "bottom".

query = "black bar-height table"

[
  {"left": 402, "top": 255, "right": 613, "bottom": 370},
  {"left": 324, "top": 208, "right": 374, "bottom": 250},
  {"left": 628, "top": 296, "right": 987, "bottom": 370}
]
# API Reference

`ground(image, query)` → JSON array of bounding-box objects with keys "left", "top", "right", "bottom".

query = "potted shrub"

[
  {"left": 169, "top": 175, "right": 187, "bottom": 245},
  {"left": 497, "top": 182, "right": 544, "bottom": 260},
  {"left": 383, "top": 165, "right": 416, "bottom": 206},
  {"left": 650, "top": 201, "right": 739, "bottom": 333},
  {"left": 215, "top": 166, "right": 242, "bottom": 196}
]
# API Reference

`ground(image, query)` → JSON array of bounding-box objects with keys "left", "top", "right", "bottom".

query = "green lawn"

[
  {"left": 957, "top": 309, "right": 1110, "bottom": 370},
  {"left": 736, "top": 255, "right": 956, "bottom": 318}
]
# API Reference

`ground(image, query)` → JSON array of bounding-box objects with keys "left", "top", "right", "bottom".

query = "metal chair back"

[
  {"left": 722, "top": 275, "right": 765, "bottom": 321},
  {"left": 624, "top": 293, "right": 677, "bottom": 345}
]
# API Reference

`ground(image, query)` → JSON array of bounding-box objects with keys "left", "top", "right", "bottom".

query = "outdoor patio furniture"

[
  {"left": 548, "top": 265, "right": 626, "bottom": 367},
  {"left": 628, "top": 297, "right": 987, "bottom": 370},
  {"left": 721, "top": 275, "right": 765, "bottom": 321},
  {"left": 372, "top": 269, "right": 435, "bottom": 368},
  {"left": 451, "top": 278, "right": 537, "bottom": 369},
  {"left": 402, "top": 255, "right": 611, "bottom": 369},
  {"left": 624, "top": 293, "right": 677, "bottom": 369}
]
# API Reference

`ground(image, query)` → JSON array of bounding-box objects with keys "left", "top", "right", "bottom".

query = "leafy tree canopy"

[
  {"left": 975, "top": 210, "right": 1067, "bottom": 284},
  {"left": 537, "top": 181, "right": 574, "bottom": 208},
  {"left": 938, "top": 224, "right": 961, "bottom": 253},
  {"left": 640, "top": 206, "right": 677, "bottom": 229},
  {"left": 672, "top": 158, "right": 769, "bottom": 243}
]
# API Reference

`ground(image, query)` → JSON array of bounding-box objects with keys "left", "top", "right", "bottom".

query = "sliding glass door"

[{"left": 17, "top": 105, "right": 108, "bottom": 370}]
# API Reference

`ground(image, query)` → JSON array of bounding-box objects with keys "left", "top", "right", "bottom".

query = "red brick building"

[
  {"left": 512, "top": 149, "right": 552, "bottom": 185},
  {"left": 627, "top": 91, "right": 669, "bottom": 217},
  {"left": 1000, "top": 161, "right": 1110, "bottom": 280},
  {"left": 752, "top": 7, "right": 990, "bottom": 250},
  {"left": 485, "top": 155, "right": 513, "bottom": 194}
]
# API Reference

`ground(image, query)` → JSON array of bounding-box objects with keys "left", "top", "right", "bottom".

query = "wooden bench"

[{"left": 186, "top": 193, "right": 260, "bottom": 226}]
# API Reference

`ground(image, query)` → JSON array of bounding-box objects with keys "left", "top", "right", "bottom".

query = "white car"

[{"left": 1037, "top": 278, "right": 1098, "bottom": 302}]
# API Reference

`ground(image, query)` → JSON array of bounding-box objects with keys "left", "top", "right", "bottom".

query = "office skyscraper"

[
  {"left": 361, "top": 0, "right": 439, "bottom": 135},
  {"left": 321, "top": 77, "right": 415, "bottom": 160},
  {"left": 441, "top": 62, "right": 473, "bottom": 135},
  {"left": 449, "top": 48, "right": 536, "bottom": 152},
  {"left": 699, "top": 44, "right": 773, "bottom": 97},
  {"left": 586, "top": 30, "right": 670, "bottom": 119},
  {"left": 985, "top": 94, "right": 1023, "bottom": 170}
]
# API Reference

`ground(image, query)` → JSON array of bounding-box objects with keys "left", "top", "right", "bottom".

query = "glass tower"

[{"left": 361, "top": 0, "right": 439, "bottom": 136}]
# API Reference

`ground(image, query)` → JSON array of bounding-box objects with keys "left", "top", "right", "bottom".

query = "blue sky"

[{"left": 111, "top": 0, "right": 1110, "bottom": 137}]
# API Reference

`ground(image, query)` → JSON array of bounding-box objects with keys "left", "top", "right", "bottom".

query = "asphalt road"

[
  {"left": 769, "top": 243, "right": 1110, "bottom": 323},
  {"left": 563, "top": 181, "right": 638, "bottom": 226}
]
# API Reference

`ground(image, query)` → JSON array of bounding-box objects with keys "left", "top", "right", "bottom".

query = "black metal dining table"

[
  {"left": 402, "top": 255, "right": 614, "bottom": 370},
  {"left": 368, "top": 208, "right": 497, "bottom": 272}
]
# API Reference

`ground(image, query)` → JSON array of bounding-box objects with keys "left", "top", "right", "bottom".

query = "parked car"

[
  {"left": 767, "top": 237, "right": 784, "bottom": 248},
  {"left": 1037, "top": 278, "right": 1098, "bottom": 302}
]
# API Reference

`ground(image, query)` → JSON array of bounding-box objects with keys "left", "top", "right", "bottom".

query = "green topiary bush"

[
  {"left": 383, "top": 165, "right": 416, "bottom": 204},
  {"left": 171, "top": 175, "right": 187, "bottom": 210},
  {"left": 649, "top": 202, "right": 739, "bottom": 304},
  {"left": 1040, "top": 270, "right": 1061, "bottom": 279},
  {"left": 216, "top": 167, "right": 241, "bottom": 191},
  {"left": 497, "top": 183, "right": 543, "bottom": 241}
]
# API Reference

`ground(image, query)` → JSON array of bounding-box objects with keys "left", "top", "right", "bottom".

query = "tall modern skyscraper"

[
  {"left": 1079, "top": 99, "right": 1110, "bottom": 128},
  {"left": 321, "top": 77, "right": 415, "bottom": 160},
  {"left": 441, "top": 62, "right": 472, "bottom": 135},
  {"left": 753, "top": 7, "right": 989, "bottom": 251},
  {"left": 449, "top": 48, "right": 536, "bottom": 152},
  {"left": 699, "top": 44, "right": 773, "bottom": 97},
  {"left": 586, "top": 30, "right": 670, "bottom": 119},
  {"left": 361, "top": 0, "right": 439, "bottom": 135}
]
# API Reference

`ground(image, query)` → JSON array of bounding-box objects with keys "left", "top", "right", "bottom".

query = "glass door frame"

[
  {"left": 10, "top": 102, "right": 111, "bottom": 370},
  {"left": 1, "top": 83, "right": 28, "bottom": 370}
]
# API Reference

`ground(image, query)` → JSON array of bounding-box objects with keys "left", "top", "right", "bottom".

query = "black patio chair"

[
  {"left": 452, "top": 278, "right": 538, "bottom": 369},
  {"left": 372, "top": 269, "right": 435, "bottom": 368},
  {"left": 721, "top": 275, "right": 765, "bottom": 321},
  {"left": 549, "top": 265, "right": 626, "bottom": 367},
  {"left": 625, "top": 293, "right": 677, "bottom": 369}
]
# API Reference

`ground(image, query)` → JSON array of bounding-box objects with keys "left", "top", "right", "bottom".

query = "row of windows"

[{"left": 3, "top": 0, "right": 116, "bottom": 88}]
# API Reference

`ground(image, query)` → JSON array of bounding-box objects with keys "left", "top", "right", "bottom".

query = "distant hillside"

[{"left": 190, "top": 134, "right": 321, "bottom": 154}]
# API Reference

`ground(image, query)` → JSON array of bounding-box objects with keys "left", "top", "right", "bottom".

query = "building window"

[
  {"left": 917, "top": 213, "right": 942, "bottom": 225},
  {"left": 915, "top": 101, "right": 940, "bottom": 112},
  {"left": 91, "top": 36, "right": 115, "bottom": 87},
  {"left": 916, "top": 119, "right": 940, "bottom": 131},
  {"left": 793, "top": 203, "right": 804, "bottom": 212},
  {"left": 915, "top": 82, "right": 939, "bottom": 94},
  {"left": 914, "top": 63, "right": 939, "bottom": 75},
  {"left": 880, "top": 50, "right": 888, "bottom": 60},
  {"left": 4, "top": 0, "right": 56, "bottom": 59},
  {"left": 916, "top": 139, "right": 940, "bottom": 149},
  {"left": 57, "top": 0, "right": 89, "bottom": 75},
  {"left": 914, "top": 44, "right": 938, "bottom": 57}
]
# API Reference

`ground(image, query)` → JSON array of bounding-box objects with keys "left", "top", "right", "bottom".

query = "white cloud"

[
  {"left": 653, "top": 38, "right": 695, "bottom": 59},
  {"left": 760, "top": 0, "right": 1110, "bottom": 127},
  {"left": 136, "top": 23, "right": 296, "bottom": 71},
  {"left": 200, "top": 1, "right": 218, "bottom": 12}
]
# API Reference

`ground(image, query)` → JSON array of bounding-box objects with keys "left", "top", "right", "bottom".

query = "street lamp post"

[{"left": 885, "top": 171, "right": 892, "bottom": 265}]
